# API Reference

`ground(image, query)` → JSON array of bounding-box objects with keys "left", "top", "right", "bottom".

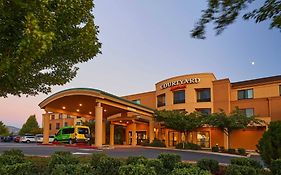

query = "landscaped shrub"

[
  {"left": 48, "top": 151, "right": 79, "bottom": 171},
  {"left": 119, "top": 164, "right": 156, "bottom": 175},
  {"left": 146, "top": 159, "right": 165, "bottom": 175},
  {"left": 149, "top": 139, "right": 166, "bottom": 147},
  {"left": 27, "top": 156, "right": 50, "bottom": 175},
  {"left": 270, "top": 159, "right": 281, "bottom": 175},
  {"left": 95, "top": 156, "right": 123, "bottom": 175},
  {"left": 197, "top": 158, "right": 219, "bottom": 174},
  {"left": 174, "top": 162, "right": 193, "bottom": 169},
  {"left": 257, "top": 121, "right": 281, "bottom": 166},
  {"left": 219, "top": 146, "right": 225, "bottom": 152},
  {"left": 2, "top": 149, "right": 24, "bottom": 157},
  {"left": 224, "top": 165, "right": 259, "bottom": 175},
  {"left": 227, "top": 148, "right": 236, "bottom": 154},
  {"left": 230, "top": 157, "right": 262, "bottom": 169},
  {"left": 127, "top": 156, "right": 148, "bottom": 165},
  {"left": 158, "top": 153, "right": 181, "bottom": 171},
  {"left": 212, "top": 146, "right": 219, "bottom": 152},
  {"left": 171, "top": 166, "right": 211, "bottom": 175},
  {"left": 175, "top": 142, "right": 201, "bottom": 150},
  {"left": 237, "top": 148, "right": 246, "bottom": 155},
  {"left": 0, "top": 149, "right": 25, "bottom": 165},
  {"left": 51, "top": 164, "right": 94, "bottom": 175},
  {"left": 0, "top": 162, "right": 33, "bottom": 175},
  {"left": 90, "top": 153, "right": 108, "bottom": 168}
]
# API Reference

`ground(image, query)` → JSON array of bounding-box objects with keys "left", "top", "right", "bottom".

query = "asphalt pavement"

[{"left": 0, "top": 142, "right": 262, "bottom": 164}]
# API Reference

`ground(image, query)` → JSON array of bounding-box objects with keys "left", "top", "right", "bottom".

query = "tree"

[
  {"left": 19, "top": 115, "right": 40, "bottom": 135},
  {"left": 205, "top": 108, "right": 264, "bottom": 148},
  {"left": 257, "top": 121, "right": 281, "bottom": 166},
  {"left": 155, "top": 110, "right": 204, "bottom": 145},
  {"left": 0, "top": 121, "right": 9, "bottom": 136},
  {"left": 191, "top": 0, "right": 281, "bottom": 39},
  {"left": 0, "top": 1, "right": 101, "bottom": 97}
]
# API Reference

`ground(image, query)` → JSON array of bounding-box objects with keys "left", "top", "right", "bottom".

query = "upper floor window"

[
  {"left": 157, "top": 94, "right": 166, "bottom": 107},
  {"left": 49, "top": 124, "right": 52, "bottom": 130},
  {"left": 238, "top": 89, "right": 253, "bottom": 100},
  {"left": 173, "top": 90, "right": 185, "bottom": 104},
  {"left": 56, "top": 123, "right": 60, "bottom": 129},
  {"left": 240, "top": 108, "right": 254, "bottom": 117},
  {"left": 196, "top": 108, "right": 211, "bottom": 115},
  {"left": 59, "top": 113, "right": 63, "bottom": 119},
  {"left": 196, "top": 88, "right": 211, "bottom": 102},
  {"left": 64, "top": 122, "right": 68, "bottom": 127},
  {"left": 132, "top": 99, "right": 141, "bottom": 104},
  {"left": 67, "top": 114, "right": 71, "bottom": 119},
  {"left": 51, "top": 115, "right": 55, "bottom": 120}
]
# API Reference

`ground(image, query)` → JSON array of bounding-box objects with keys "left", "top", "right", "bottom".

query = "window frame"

[
  {"left": 240, "top": 108, "right": 254, "bottom": 117},
  {"left": 132, "top": 99, "right": 141, "bottom": 104},
  {"left": 238, "top": 89, "right": 253, "bottom": 100},
  {"left": 196, "top": 88, "right": 211, "bottom": 102},
  {"left": 173, "top": 90, "right": 186, "bottom": 104},
  {"left": 157, "top": 93, "right": 166, "bottom": 107}
]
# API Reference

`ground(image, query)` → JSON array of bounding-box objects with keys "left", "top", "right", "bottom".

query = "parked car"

[
  {"left": 35, "top": 134, "right": 54, "bottom": 143},
  {"left": 54, "top": 125, "right": 90, "bottom": 144},
  {"left": 14, "top": 136, "right": 21, "bottom": 143},
  {"left": 20, "top": 135, "right": 35, "bottom": 143}
]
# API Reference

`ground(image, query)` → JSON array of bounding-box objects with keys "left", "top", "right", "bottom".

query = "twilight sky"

[{"left": 1, "top": 0, "right": 281, "bottom": 128}]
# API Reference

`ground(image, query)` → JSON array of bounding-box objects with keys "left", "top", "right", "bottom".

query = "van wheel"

[
  {"left": 69, "top": 139, "right": 73, "bottom": 144},
  {"left": 26, "top": 140, "right": 30, "bottom": 143}
]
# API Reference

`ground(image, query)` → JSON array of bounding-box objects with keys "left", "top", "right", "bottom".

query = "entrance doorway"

[{"left": 128, "top": 131, "right": 147, "bottom": 145}]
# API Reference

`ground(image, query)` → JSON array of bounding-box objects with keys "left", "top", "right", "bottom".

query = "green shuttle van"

[{"left": 54, "top": 125, "right": 90, "bottom": 144}]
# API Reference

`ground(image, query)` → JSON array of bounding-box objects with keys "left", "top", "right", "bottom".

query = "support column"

[
  {"left": 102, "top": 120, "right": 106, "bottom": 144},
  {"left": 132, "top": 122, "right": 137, "bottom": 146},
  {"left": 43, "top": 113, "right": 50, "bottom": 144},
  {"left": 110, "top": 123, "right": 114, "bottom": 146},
  {"left": 149, "top": 120, "right": 155, "bottom": 143},
  {"left": 165, "top": 129, "right": 169, "bottom": 147},
  {"left": 223, "top": 131, "right": 229, "bottom": 149},
  {"left": 95, "top": 102, "right": 103, "bottom": 148}
]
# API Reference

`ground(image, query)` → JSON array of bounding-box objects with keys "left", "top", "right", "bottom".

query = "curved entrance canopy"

[{"left": 39, "top": 88, "right": 155, "bottom": 147}]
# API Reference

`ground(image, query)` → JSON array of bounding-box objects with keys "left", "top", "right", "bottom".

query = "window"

[
  {"left": 49, "top": 124, "right": 52, "bottom": 130},
  {"left": 238, "top": 89, "right": 253, "bottom": 100},
  {"left": 76, "top": 121, "right": 82, "bottom": 125},
  {"left": 64, "top": 122, "right": 68, "bottom": 126},
  {"left": 59, "top": 113, "right": 63, "bottom": 119},
  {"left": 240, "top": 108, "right": 254, "bottom": 117},
  {"left": 56, "top": 123, "right": 60, "bottom": 129},
  {"left": 77, "top": 116, "right": 81, "bottom": 119},
  {"left": 279, "top": 85, "right": 281, "bottom": 96},
  {"left": 196, "top": 108, "right": 211, "bottom": 115},
  {"left": 157, "top": 94, "right": 166, "bottom": 107},
  {"left": 67, "top": 114, "right": 71, "bottom": 119},
  {"left": 78, "top": 128, "right": 89, "bottom": 134},
  {"left": 132, "top": 99, "right": 141, "bottom": 104},
  {"left": 197, "top": 131, "right": 210, "bottom": 148},
  {"left": 196, "top": 88, "right": 211, "bottom": 102},
  {"left": 51, "top": 115, "right": 55, "bottom": 120},
  {"left": 62, "top": 128, "right": 74, "bottom": 134},
  {"left": 173, "top": 90, "right": 185, "bottom": 104}
]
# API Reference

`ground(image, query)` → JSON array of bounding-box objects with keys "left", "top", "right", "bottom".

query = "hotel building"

[{"left": 39, "top": 73, "right": 281, "bottom": 150}]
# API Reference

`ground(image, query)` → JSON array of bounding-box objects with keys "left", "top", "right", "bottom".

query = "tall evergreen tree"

[{"left": 19, "top": 115, "right": 40, "bottom": 135}]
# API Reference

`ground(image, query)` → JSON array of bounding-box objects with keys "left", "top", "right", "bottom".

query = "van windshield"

[
  {"left": 62, "top": 128, "right": 74, "bottom": 134},
  {"left": 78, "top": 128, "right": 89, "bottom": 134}
]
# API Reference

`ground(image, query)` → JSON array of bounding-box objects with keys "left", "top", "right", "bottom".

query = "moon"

[{"left": 251, "top": 61, "right": 255, "bottom": 65}]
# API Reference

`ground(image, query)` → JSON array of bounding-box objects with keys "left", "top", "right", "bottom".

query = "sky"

[{"left": 1, "top": 0, "right": 281, "bottom": 128}]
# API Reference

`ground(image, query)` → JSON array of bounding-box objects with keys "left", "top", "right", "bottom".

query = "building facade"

[{"left": 43, "top": 73, "right": 281, "bottom": 150}]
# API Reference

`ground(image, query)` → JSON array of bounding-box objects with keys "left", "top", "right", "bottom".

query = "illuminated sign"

[{"left": 160, "top": 78, "right": 200, "bottom": 89}]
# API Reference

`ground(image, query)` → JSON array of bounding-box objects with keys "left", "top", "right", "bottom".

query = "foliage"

[
  {"left": 197, "top": 158, "right": 219, "bottom": 174},
  {"left": 0, "top": 0, "right": 101, "bottom": 97},
  {"left": 27, "top": 156, "right": 50, "bottom": 175},
  {"left": 171, "top": 166, "right": 212, "bottom": 175},
  {"left": 227, "top": 148, "right": 236, "bottom": 154},
  {"left": 51, "top": 164, "right": 94, "bottom": 175},
  {"left": 48, "top": 151, "right": 79, "bottom": 171},
  {"left": 191, "top": 0, "right": 281, "bottom": 39},
  {"left": 237, "top": 148, "right": 246, "bottom": 155},
  {"left": 146, "top": 159, "right": 165, "bottom": 175},
  {"left": 174, "top": 162, "right": 193, "bottom": 169},
  {"left": 95, "top": 156, "right": 124, "bottom": 175},
  {"left": 257, "top": 121, "right": 281, "bottom": 166},
  {"left": 175, "top": 142, "right": 201, "bottom": 150},
  {"left": 19, "top": 115, "right": 40, "bottom": 135},
  {"left": 119, "top": 164, "right": 157, "bottom": 175},
  {"left": 127, "top": 156, "right": 148, "bottom": 165},
  {"left": 90, "top": 153, "right": 108, "bottom": 168},
  {"left": 157, "top": 153, "right": 181, "bottom": 171},
  {"left": 270, "top": 159, "right": 281, "bottom": 175},
  {"left": 224, "top": 164, "right": 260, "bottom": 175},
  {"left": 0, "top": 149, "right": 25, "bottom": 165},
  {"left": 0, "top": 121, "right": 9, "bottom": 136},
  {"left": 0, "top": 162, "right": 33, "bottom": 175},
  {"left": 230, "top": 157, "right": 262, "bottom": 169},
  {"left": 142, "top": 139, "right": 166, "bottom": 147},
  {"left": 212, "top": 146, "right": 220, "bottom": 152}
]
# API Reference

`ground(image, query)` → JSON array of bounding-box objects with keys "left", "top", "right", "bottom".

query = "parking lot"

[{"left": 0, "top": 142, "right": 262, "bottom": 164}]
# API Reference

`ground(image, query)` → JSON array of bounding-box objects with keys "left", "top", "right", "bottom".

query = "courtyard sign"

[{"left": 160, "top": 78, "right": 200, "bottom": 89}]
